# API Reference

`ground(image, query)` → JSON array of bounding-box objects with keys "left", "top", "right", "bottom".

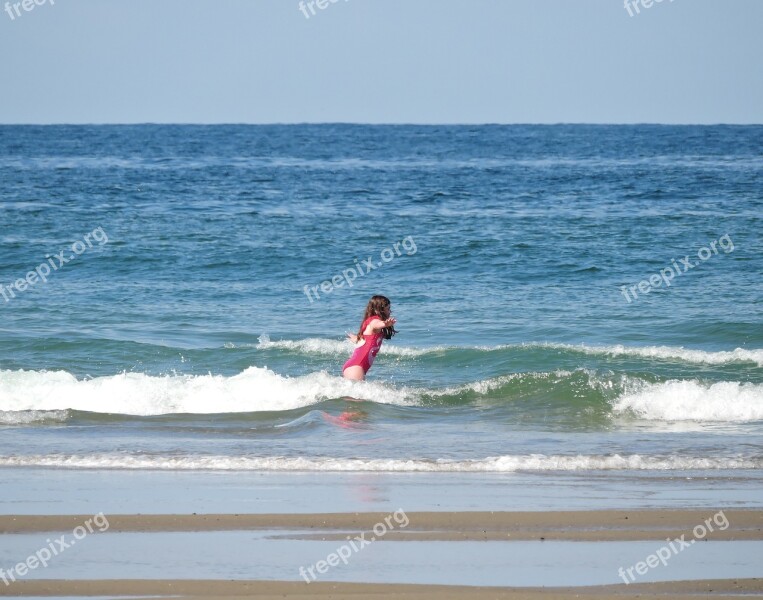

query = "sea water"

[{"left": 0, "top": 125, "right": 761, "bottom": 491}]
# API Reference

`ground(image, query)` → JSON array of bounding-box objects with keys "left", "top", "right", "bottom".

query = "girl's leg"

[{"left": 342, "top": 366, "right": 366, "bottom": 381}]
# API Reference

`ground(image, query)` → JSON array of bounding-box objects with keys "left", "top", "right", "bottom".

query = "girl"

[{"left": 342, "top": 295, "right": 397, "bottom": 381}]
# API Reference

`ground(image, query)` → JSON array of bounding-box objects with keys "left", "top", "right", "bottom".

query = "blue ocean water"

[{"left": 0, "top": 124, "right": 761, "bottom": 475}]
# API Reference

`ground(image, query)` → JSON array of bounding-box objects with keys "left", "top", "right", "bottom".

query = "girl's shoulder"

[{"left": 362, "top": 315, "right": 383, "bottom": 333}]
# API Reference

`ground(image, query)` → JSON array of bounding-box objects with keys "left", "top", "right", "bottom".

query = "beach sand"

[
  {"left": 2, "top": 509, "right": 761, "bottom": 540},
  {"left": 1, "top": 510, "right": 761, "bottom": 597},
  {"left": 1, "top": 578, "right": 761, "bottom": 599}
]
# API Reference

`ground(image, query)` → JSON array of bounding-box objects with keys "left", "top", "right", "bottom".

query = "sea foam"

[
  {"left": 0, "top": 453, "right": 758, "bottom": 472},
  {"left": 253, "top": 336, "right": 763, "bottom": 366},
  {"left": 613, "top": 380, "right": 763, "bottom": 422},
  {"left": 0, "top": 367, "right": 414, "bottom": 416}
]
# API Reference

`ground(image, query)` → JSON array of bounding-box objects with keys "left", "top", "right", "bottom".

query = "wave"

[
  {"left": 430, "top": 373, "right": 763, "bottom": 422},
  {"left": 613, "top": 380, "right": 763, "bottom": 422},
  {"left": 252, "top": 336, "right": 763, "bottom": 366},
  {"left": 426, "top": 370, "right": 576, "bottom": 397},
  {"left": 0, "top": 409, "right": 70, "bottom": 425},
  {"left": 0, "top": 367, "right": 415, "bottom": 416},
  {"left": 0, "top": 453, "right": 758, "bottom": 472},
  {"left": 1, "top": 367, "right": 761, "bottom": 423},
  {"left": 541, "top": 343, "right": 763, "bottom": 367},
  {"left": 253, "top": 335, "right": 430, "bottom": 357}
]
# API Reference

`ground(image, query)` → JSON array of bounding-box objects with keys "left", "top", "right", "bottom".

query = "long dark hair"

[{"left": 356, "top": 295, "right": 397, "bottom": 341}]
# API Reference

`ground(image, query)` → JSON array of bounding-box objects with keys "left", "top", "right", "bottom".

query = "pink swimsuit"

[{"left": 343, "top": 316, "right": 385, "bottom": 374}]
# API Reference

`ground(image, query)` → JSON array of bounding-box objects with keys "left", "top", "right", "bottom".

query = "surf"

[
  {"left": 1, "top": 366, "right": 761, "bottom": 423},
  {"left": 254, "top": 336, "right": 763, "bottom": 367},
  {"left": 0, "top": 453, "right": 759, "bottom": 472}
]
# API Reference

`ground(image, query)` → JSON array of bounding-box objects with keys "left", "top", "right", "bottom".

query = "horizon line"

[{"left": 1, "top": 122, "right": 762, "bottom": 127}]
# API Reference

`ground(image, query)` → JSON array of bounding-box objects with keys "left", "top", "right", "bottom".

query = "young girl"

[{"left": 342, "top": 295, "right": 397, "bottom": 381}]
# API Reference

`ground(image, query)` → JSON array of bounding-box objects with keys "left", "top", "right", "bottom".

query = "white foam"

[
  {"left": 613, "top": 380, "right": 763, "bottom": 422},
  {"left": 0, "top": 366, "right": 579, "bottom": 416},
  {"left": 0, "top": 367, "right": 414, "bottom": 416},
  {"left": 253, "top": 336, "right": 763, "bottom": 366},
  {"left": 2, "top": 366, "right": 760, "bottom": 423},
  {"left": 0, "top": 410, "right": 70, "bottom": 425},
  {"left": 0, "top": 453, "right": 757, "bottom": 472},
  {"left": 535, "top": 343, "right": 763, "bottom": 367},
  {"left": 255, "top": 335, "right": 433, "bottom": 357}
]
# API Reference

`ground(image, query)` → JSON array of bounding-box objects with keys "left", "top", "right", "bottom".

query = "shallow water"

[{"left": 1, "top": 530, "right": 761, "bottom": 587}]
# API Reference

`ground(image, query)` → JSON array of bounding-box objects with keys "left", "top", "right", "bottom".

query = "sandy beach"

[
  {"left": 1, "top": 578, "right": 761, "bottom": 599},
  {"left": 1, "top": 510, "right": 761, "bottom": 597},
  {"left": 2, "top": 509, "right": 762, "bottom": 541}
]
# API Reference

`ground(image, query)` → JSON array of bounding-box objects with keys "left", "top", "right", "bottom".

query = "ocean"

[{"left": 0, "top": 124, "right": 761, "bottom": 484}]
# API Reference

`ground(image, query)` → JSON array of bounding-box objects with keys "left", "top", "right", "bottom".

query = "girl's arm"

[{"left": 366, "top": 317, "right": 396, "bottom": 334}]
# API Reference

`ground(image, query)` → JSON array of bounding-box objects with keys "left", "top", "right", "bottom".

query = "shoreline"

[
  {"left": 1, "top": 510, "right": 761, "bottom": 541},
  {"left": 4, "top": 469, "right": 762, "bottom": 516}
]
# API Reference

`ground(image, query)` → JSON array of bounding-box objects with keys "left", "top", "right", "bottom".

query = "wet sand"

[
  {"left": 1, "top": 510, "right": 761, "bottom": 597},
  {"left": 2, "top": 578, "right": 761, "bottom": 598},
  {"left": 1, "top": 509, "right": 761, "bottom": 541}
]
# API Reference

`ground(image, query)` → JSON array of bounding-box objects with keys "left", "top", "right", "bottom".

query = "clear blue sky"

[{"left": 1, "top": 0, "right": 761, "bottom": 124}]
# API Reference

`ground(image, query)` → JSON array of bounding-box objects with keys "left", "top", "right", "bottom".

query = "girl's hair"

[{"left": 356, "top": 295, "right": 397, "bottom": 341}]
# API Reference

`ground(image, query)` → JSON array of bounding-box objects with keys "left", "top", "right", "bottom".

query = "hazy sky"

[{"left": 1, "top": 0, "right": 761, "bottom": 124}]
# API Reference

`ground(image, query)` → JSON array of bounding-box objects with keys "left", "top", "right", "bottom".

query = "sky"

[{"left": 1, "top": 0, "right": 761, "bottom": 124}]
